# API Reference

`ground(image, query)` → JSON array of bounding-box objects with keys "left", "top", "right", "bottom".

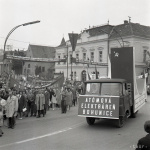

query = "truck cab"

[{"left": 78, "top": 78, "right": 132, "bottom": 127}]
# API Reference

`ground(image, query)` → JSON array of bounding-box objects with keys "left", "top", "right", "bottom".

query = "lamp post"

[{"left": 3, "top": 20, "right": 40, "bottom": 85}]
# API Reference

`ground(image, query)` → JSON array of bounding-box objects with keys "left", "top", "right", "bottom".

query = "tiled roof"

[
  {"left": 28, "top": 44, "right": 55, "bottom": 58},
  {"left": 109, "top": 22, "right": 150, "bottom": 39},
  {"left": 131, "top": 23, "right": 150, "bottom": 38},
  {"left": 83, "top": 22, "right": 150, "bottom": 39},
  {"left": 86, "top": 24, "right": 114, "bottom": 36}
]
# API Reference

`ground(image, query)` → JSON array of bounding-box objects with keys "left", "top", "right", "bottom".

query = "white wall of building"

[{"left": 55, "top": 30, "right": 150, "bottom": 81}]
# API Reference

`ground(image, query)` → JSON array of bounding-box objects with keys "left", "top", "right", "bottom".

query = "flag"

[
  {"left": 88, "top": 73, "right": 91, "bottom": 80},
  {"left": 68, "top": 33, "right": 78, "bottom": 51},
  {"left": 86, "top": 68, "right": 91, "bottom": 80},
  {"left": 95, "top": 65, "right": 99, "bottom": 79}
]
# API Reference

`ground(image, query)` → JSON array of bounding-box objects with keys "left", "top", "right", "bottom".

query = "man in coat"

[
  {"left": 44, "top": 88, "right": 50, "bottom": 114},
  {"left": 65, "top": 87, "right": 73, "bottom": 111},
  {"left": 61, "top": 86, "right": 67, "bottom": 113},
  {"left": 26, "top": 89, "right": 34, "bottom": 117},
  {"left": 6, "top": 89, "right": 18, "bottom": 129},
  {"left": 35, "top": 89, "right": 45, "bottom": 118}
]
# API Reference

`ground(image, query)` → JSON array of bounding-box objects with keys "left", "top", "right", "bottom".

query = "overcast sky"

[{"left": 0, "top": 0, "right": 150, "bottom": 50}]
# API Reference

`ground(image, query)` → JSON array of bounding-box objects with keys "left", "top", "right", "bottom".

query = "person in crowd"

[
  {"left": 26, "top": 89, "right": 34, "bottom": 117},
  {"left": 33, "top": 89, "right": 38, "bottom": 117},
  {"left": 22, "top": 90, "right": 27, "bottom": 117},
  {"left": 35, "top": 89, "right": 45, "bottom": 118},
  {"left": 65, "top": 87, "right": 73, "bottom": 111},
  {"left": 0, "top": 94, "right": 6, "bottom": 136},
  {"left": 71, "top": 85, "right": 77, "bottom": 106},
  {"left": 136, "top": 120, "right": 150, "bottom": 150},
  {"left": 49, "top": 88, "right": 54, "bottom": 108},
  {"left": 12, "top": 90, "right": 19, "bottom": 124},
  {"left": 5, "top": 89, "right": 18, "bottom": 129},
  {"left": 61, "top": 86, "right": 67, "bottom": 113},
  {"left": 77, "top": 84, "right": 82, "bottom": 94},
  {"left": 51, "top": 88, "right": 57, "bottom": 110},
  {"left": 1, "top": 89, "right": 8, "bottom": 120},
  {"left": 18, "top": 91, "right": 26, "bottom": 119},
  {"left": 76, "top": 91, "right": 79, "bottom": 104},
  {"left": 44, "top": 87, "right": 50, "bottom": 114},
  {"left": 1, "top": 89, "right": 9, "bottom": 100},
  {"left": 56, "top": 88, "right": 61, "bottom": 109}
]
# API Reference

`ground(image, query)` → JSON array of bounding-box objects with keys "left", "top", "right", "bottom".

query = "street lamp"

[
  {"left": 3, "top": 20, "right": 40, "bottom": 85},
  {"left": 3, "top": 20, "right": 40, "bottom": 59}
]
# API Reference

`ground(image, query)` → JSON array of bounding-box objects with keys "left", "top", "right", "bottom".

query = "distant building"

[
  {"left": 23, "top": 44, "right": 55, "bottom": 79},
  {"left": 55, "top": 20, "right": 150, "bottom": 81}
]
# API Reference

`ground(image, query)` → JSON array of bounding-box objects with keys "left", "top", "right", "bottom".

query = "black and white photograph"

[{"left": 0, "top": 0, "right": 150, "bottom": 149}]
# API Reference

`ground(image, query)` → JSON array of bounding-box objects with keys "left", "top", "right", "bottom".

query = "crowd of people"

[{"left": 0, "top": 83, "right": 82, "bottom": 137}]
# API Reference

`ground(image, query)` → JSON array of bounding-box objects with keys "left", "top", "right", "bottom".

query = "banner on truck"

[{"left": 78, "top": 95, "right": 119, "bottom": 119}]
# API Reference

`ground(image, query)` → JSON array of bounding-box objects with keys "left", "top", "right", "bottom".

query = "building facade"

[
  {"left": 23, "top": 44, "right": 55, "bottom": 78},
  {"left": 55, "top": 21, "right": 150, "bottom": 81}
]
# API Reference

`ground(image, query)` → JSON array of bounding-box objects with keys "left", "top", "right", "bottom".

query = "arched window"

[{"left": 81, "top": 70, "right": 86, "bottom": 82}]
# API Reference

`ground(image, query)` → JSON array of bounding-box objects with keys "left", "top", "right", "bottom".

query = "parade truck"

[{"left": 78, "top": 47, "right": 147, "bottom": 128}]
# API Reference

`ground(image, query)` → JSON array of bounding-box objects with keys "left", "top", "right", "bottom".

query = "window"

[
  {"left": 70, "top": 54, "right": 72, "bottom": 64},
  {"left": 85, "top": 82, "right": 122, "bottom": 96},
  {"left": 74, "top": 71, "right": 76, "bottom": 76},
  {"left": 86, "top": 83, "right": 100, "bottom": 95},
  {"left": 24, "top": 69, "right": 26, "bottom": 74},
  {"left": 76, "top": 54, "right": 79, "bottom": 60},
  {"left": 99, "top": 50, "right": 103, "bottom": 62},
  {"left": 28, "top": 64, "right": 30, "bottom": 68},
  {"left": 58, "top": 56, "right": 60, "bottom": 65},
  {"left": 90, "top": 52, "right": 94, "bottom": 62},
  {"left": 83, "top": 53, "right": 86, "bottom": 61},
  {"left": 42, "top": 67, "right": 45, "bottom": 72},
  {"left": 63, "top": 55, "right": 66, "bottom": 64},
  {"left": 101, "top": 83, "right": 122, "bottom": 96}
]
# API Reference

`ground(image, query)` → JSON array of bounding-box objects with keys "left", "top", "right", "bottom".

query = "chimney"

[{"left": 124, "top": 20, "right": 128, "bottom": 24}]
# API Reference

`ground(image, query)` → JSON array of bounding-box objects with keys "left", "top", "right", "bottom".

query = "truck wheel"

[
  {"left": 116, "top": 115, "right": 126, "bottom": 128},
  {"left": 86, "top": 117, "right": 95, "bottom": 125}
]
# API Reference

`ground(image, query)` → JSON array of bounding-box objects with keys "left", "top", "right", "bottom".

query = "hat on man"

[{"left": 144, "top": 120, "right": 150, "bottom": 133}]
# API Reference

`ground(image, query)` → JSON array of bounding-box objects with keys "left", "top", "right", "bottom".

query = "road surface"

[{"left": 0, "top": 98, "right": 150, "bottom": 150}]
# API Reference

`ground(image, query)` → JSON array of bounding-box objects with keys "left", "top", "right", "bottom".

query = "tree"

[{"left": 11, "top": 50, "right": 26, "bottom": 75}]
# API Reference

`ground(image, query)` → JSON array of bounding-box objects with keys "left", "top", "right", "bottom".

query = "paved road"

[{"left": 0, "top": 97, "right": 150, "bottom": 150}]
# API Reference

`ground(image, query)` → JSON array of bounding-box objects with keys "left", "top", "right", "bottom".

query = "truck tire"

[
  {"left": 86, "top": 117, "right": 95, "bottom": 125},
  {"left": 116, "top": 115, "right": 126, "bottom": 128}
]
